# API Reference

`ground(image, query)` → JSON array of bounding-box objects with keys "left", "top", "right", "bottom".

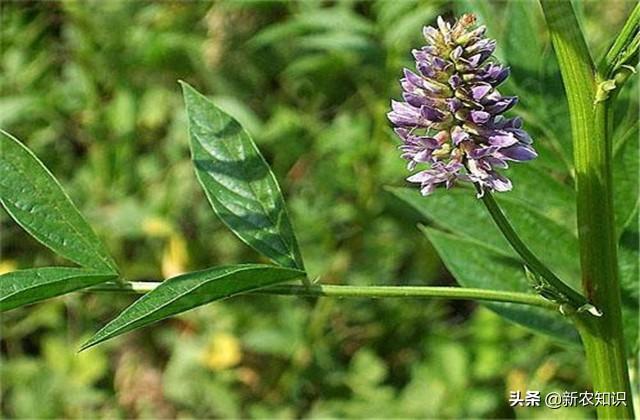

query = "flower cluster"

[{"left": 388, "top": 14, "right": 536, "bottom": 196}]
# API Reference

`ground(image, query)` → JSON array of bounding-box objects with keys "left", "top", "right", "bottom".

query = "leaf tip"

[
  {"left": 79, "top": 324, "right": 114, "bottom": 352},
  {"left": 78, "top": 329, "right": 112, "bottom": 352},
  {"left": 178, "top": 80, "right": 197, "bottom": 97},
  {"left": 77, "top": 340, "right": 95, "bottom": 353}
]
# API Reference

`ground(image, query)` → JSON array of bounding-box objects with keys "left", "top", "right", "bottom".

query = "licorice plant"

[{"left": 0, "top": 1, "right": 637, "bottom": 418}]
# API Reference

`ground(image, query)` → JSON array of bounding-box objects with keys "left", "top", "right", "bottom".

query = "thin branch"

[
  {"left": 88, "top": 281, "right": 558, "bottom": 310},
  {"left": 599, "top": 2, "right": 640, "bottom": 79}
]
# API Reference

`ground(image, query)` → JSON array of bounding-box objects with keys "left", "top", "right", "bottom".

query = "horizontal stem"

[{"left": 88, "top": 281, "right": 558, "bottom": 310}]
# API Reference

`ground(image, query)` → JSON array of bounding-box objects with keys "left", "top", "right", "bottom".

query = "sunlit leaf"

[
  {"left": 0, "top": 267, "right": 117, "bottom": 312},
  {"left": 0, "top": 130, "right": 118, "bottom": 273},
  {"left": 181, "top": 82, "right": 304, "bottom": 269},
  {"left": 81, "top": 264, "right": 305, "bottom": 350}
]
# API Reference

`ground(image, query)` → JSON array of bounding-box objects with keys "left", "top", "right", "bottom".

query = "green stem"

[
  {"left": 89, "top": 282, "right": 558, "bottom": 310},
  {"left": 540, "top": 1, "right": 634, "bottom": 418},
  {"left": 599, "top": 2, "right": 640, "bottom": 78},
  {"left": 480, "top": 191, "right": 591, "bottom": 310}
]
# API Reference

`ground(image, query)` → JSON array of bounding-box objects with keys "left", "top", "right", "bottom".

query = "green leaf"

[
  {"left": 454, "top": 0, "right": 505, "bottom": 61},
  {"left": 0, "top": 267, "right": 117, "bottom": 312},
  {"left": 0, "top": 130, "right": 118, "bottom": 273},
  {"left": 504, "top": 0, "right": 544, "bottom": 83},
  {"left": 389, "top": 186, "right": 582, "bottom": 342},
  {"left": 180, "top": 82, "right": 304, "bottom": 269},
  {"left": 421, "top": 227, "right": 579, "bottom": 344},
  {"left": 297, "top": 32, "right": 375, "bottom": 54},
  {"left": 494, "top": 196, "right": 580, "bottom": 285},
  {"left": 81, "top": 264, "right": 305, "bottom": 350},
  {"left": 293, "top": 9, "right": 374, "bottom": 35},
  {"left": 613, "top": 127, "right": 639, "bottom": 236},
  {"left": 379, "top": 3, "right": 439, "bottom": 48},
  {"left": 499, "top": 164, "right": 576, "bottom": 232},
  {"left": 250, "top": 8, "right": 374, "bottom": 48},
  {"left": 389, "top": 187, "right": 581, "bottom": 287},
  {"left": 599, "top": 3, "right": 640, "bottom": 78},
  {"left": 619, "top": 228, "right": 639, "bottom": 353}
]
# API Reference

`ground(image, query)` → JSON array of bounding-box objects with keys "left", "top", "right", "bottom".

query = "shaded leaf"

[
  {"left": 389, "top": 187, "right": 581, "bottom": 287},
  {"left": 389, "top": 186, "right": 581, "bottom": 343},
  {"left": 497, "top": 164, "right": 576, "bottom": 232},
  {"left": 422, "top": 227, "right": 579, "bottom": 344},
  {"left": 181, "top": 82, "right": 304, "bottom": 269},
  {"left": 494, "top": 196, "right": 581, "bottom": 285},
  {"left": 613, "top": 126, "right": 639, "bottom": 236},
  {"left": 297, "top": 32, "right": 375, "bottom": 54},
  {"left": 81, "top": 264, "right": 305, "bottom": 350},
  {"left": 250, "top": 8, "right": 374, "bottom": 48},
  {"left": 0, "top": 130, "right": 117, "bottom": 273},
  {"left": 619, "top": 221, "right": 639, "bottom": 353},
  {"left": 249, "top": 20, "right": 307, "bottom": 48},
  {"left": 284, "top": 54, "right": 345, "bottom": 79},
  {"left": 210, "top": 95, "right": 264, "bottom": 136},
  {"left": 454, "top": 0, "right": 505, "bottom": 61},
  {"left": 378, "top": 3, "right": 440, "bottom": 48},
  {"left": 504, "top": 0, "right": 544, "bottom": 85},
  {"left": 293, "top": 9, "right": 374, "bottom": 34},
  {"left": 0, "top": 267, "right": 116, "bottom": 312}
]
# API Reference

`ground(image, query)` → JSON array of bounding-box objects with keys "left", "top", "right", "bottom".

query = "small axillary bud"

[{"left": 594, "top": 79, "right": 617, "bottom": 103}]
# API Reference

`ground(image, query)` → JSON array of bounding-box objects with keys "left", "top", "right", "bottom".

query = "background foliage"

[{"left": 1, "top": 1, "right": 637, "bottom": 418}]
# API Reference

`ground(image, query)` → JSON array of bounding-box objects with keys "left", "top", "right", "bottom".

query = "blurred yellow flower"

[
  {"left": 141, "top": 216, "right": 173, "bottom": 237},
  {"left": 162, "top": 235, "right": 189, "bottom": 278},
  {"left": 0, "top": 260, "right": 17, "bottom": 275},
  {"left": 201, "top": 332, "right": 242, "bottom": 371}
]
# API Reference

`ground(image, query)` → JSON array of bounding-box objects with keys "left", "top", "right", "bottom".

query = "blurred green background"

[{"left": 1, "top": 1, "right": 636, "bottom": 418}]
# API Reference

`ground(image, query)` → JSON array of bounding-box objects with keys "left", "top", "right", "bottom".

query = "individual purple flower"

[{"left": 388, "top": 13, "right": 537, "bottom": 197}]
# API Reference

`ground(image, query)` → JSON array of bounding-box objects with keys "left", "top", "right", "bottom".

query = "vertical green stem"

[{"left": 540, "top": 1, "right": 634, "bottom": 418}]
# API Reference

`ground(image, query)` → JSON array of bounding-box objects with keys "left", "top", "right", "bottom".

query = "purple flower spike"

[{"left": 387, "top": 13, "right": 536, "bottom": 196}]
